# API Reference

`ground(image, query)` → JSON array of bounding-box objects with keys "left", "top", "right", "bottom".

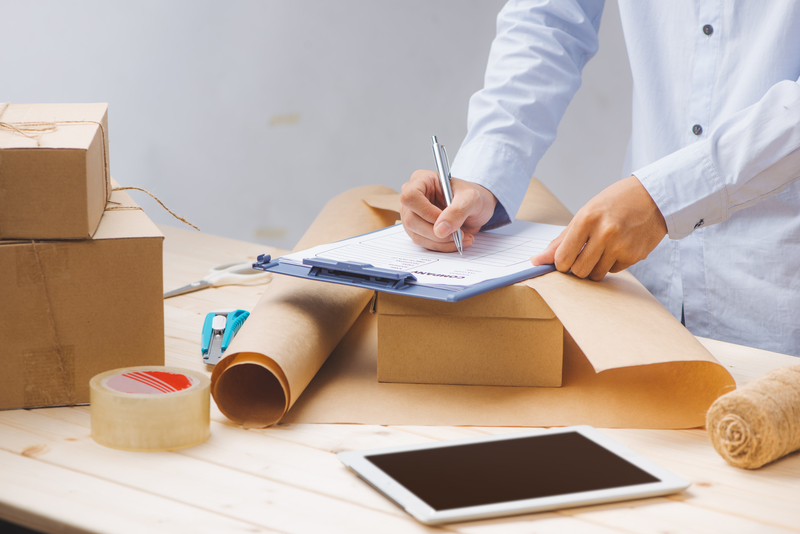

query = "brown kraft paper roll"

[
  {"left": 706, "top": 365, "right": 800, "bottom": 469},
  {"left": 210, "top": 185, "right": 398, "bottom": 428}
]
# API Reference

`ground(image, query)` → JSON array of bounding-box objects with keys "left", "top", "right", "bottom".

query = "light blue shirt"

[{"left": 450, "top": 0, "right": 800, "bottom": 356}]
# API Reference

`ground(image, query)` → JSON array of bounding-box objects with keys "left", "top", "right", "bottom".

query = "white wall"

[{"left": 1, "top": 1, "right": 630, "bottom": 249}]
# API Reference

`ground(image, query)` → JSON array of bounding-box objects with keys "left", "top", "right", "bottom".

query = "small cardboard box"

[
  {"left": 369, "top": 178, "right": 577, "bottom": 388},
  {"left": 374, "top": 283, "right": 563, "bottom": 387},
  {"left": 0, "top": 103, "right": 111, "bottom": 239},
  {"left": 0, "top": 187, "right": 164, "bottom": 410}
]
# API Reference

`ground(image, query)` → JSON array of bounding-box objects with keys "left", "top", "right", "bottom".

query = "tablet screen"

[{"left": 365, "top": 431, "right": 660, "bottom": 511}]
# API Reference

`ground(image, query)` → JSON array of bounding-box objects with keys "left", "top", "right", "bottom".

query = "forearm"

[
  {"left": 636, "top": 78, "right": 800, "bottom": 239},
  {"left": 450, "top": 0, "right": 606, "bottom": 222}
]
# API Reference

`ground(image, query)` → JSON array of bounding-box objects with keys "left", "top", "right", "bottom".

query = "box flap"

[
  {"left": 0, "top": 103, "right": 108, "bottom": 150},
  {"left": 375, "top": 282, "right": 555, "bottom": 319}
]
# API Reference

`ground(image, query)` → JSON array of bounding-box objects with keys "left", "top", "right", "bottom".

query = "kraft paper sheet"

[{"left": 212, "top": 180, "right": 735, "bottom": 429}]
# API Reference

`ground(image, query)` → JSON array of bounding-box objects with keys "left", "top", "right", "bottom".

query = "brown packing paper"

[
  {"left": 0, "top": 103, "right": 110, "bottom": 239},
  {"left": 212, "top": 178, "right": 736, "bottom": 429},
  {"left": 1, "top": 185, "right": 164, "bottom": 410},
  {"left": 210, "top": 186, "right": 399, "bottom": 427}
]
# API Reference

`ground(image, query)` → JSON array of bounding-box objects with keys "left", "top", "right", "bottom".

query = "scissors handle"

[
  {"left": 163, "top": 280, "right": 213, "bottom": 299},
  {"left": 205, "top": 262, "right": 271, "bottom": 287},
  {"left": 163, "top": 261, "right": 272, "bottom": 299}
]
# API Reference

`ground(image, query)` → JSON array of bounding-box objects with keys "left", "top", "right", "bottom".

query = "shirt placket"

[{"left": 680, "top": 0, "right": 721, "bottom": 335}]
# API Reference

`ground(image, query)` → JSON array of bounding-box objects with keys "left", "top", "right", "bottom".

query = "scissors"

[{"left": 163, "top": 261, "right": 272, "bottom": 299}]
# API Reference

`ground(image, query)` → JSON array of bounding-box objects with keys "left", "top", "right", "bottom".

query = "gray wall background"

[{"left": 1, "top": 0, "right": 631, "bottom": 250}]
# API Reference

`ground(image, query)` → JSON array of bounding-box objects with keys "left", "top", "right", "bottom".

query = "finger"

[
  {"left": 462, "top": 232, "right": 475, "bottom": 249},
  {"left": 553, "top": 223, "right": 591, "bottom": 273},
  {"left": 568, "top": 237, "right": 604, "bottom": 278},
  {"left": 407, "top": 231, "right": 462, "bottom": 253},
  {"left": 402, "top": 207, "right": 445, "bottom": 244},
  {"left": 402, "top": 209, "right": 476, "bottom": 252},
  {"left": 531, "top": 230, "right": 566, "bottom": 266},
  {"left": 608, "top": 261, "right": 631, "bottom": 274},
  {"left": 434, "top": 186, "right": 482, "bottom": 238},
  {"left": 400, "top": 171, "right": 445, "bottom": 225},
  {"left": 588, "top": 252, "right": 618, "bottom": 281}
]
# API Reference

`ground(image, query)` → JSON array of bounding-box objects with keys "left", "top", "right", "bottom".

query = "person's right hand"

[{"left": 400, "top": 169, "right": 498, "bottom": 252}]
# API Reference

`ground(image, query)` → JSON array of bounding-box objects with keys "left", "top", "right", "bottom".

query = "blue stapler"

[{"left": 201, "top": 308, "right": 250, "bottom": 365}]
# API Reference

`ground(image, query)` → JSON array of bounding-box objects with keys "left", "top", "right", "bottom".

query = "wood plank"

[
  {"left": 697, "top": 337, "right": 798, "bottom": 386},
  {"left": 0, "top": 449, "right": 280, "bottom": 534},
  {"left": 0, "top": 410, "right": 440, "bottom": 534},
  {"left": 23, "top": 404, "right": 421, "bottom": 518},
  {"left": 563, "top": 496, "right": 798, "bottom": 534}
]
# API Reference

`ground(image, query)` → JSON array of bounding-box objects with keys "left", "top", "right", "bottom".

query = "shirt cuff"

[
  {"left": 633, "top": 140, "right": 728, "bottom": 240},
  {"left": 449, "top": 137, "right": 533, "bottom": 228},
  {"left": 480, "top": 202, "right": 511, "bottom": 231}
]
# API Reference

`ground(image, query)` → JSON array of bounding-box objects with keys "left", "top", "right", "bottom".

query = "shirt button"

[
  {"left": 692, "top": 124, "right": 703, "bottom": 136},
  {"left": 703, "top": 24, "right": 713, "bottom": 35}
]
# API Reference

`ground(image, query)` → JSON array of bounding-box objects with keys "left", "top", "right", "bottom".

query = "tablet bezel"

[{"left": 338, "top": 425, "right": 690, "bottom": 525}]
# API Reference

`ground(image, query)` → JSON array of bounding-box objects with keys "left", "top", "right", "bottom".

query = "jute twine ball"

[{"left": 706, "top": 365, "right": 800, "bottom": 469}]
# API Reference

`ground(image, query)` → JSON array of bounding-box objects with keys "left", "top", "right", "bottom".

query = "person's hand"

[
  {"left": 531, "top": 175, "right": 667, "bottom": 281},
  {"left": 400, "top": 170, "right": 498, "bottom": 252}
]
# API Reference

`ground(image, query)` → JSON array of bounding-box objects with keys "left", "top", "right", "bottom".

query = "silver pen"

[{"left": 431, "top": 135, "right": 463, "bottom": 254}]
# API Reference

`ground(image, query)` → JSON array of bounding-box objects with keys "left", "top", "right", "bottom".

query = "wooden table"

[{"left": 1, "top": 225, "right": 798, "bottom": 534}]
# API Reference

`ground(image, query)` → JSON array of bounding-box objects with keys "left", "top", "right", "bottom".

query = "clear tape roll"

[{"left": 90, "top": 366, "right": 210, "bottom": 452}]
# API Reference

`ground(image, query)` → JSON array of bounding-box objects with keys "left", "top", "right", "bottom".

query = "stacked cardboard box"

[{"left": 0, "top": 103, "right": 165, "bottom": 409}]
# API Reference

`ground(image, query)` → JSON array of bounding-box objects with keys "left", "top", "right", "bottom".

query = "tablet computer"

[{"left": 338, "top": 425, "right": 690, "bottom": 525}]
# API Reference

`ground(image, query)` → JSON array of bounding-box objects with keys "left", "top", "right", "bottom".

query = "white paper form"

[{"left": 279, "top": 220, "right": 565, "bottom": 290}]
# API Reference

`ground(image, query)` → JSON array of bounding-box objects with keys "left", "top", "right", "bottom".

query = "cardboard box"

[
  {"left": 0, "top": 187, "right": 164, "bottom": 410},
  {"left": 374, "top": 284, "right": 563, "bottom": 387},
  {"left": 0, "top": 103, "right": 110, "bottom": 239},
  {"left": 369, "top": 178, "right": 577, "bottom": 388}
]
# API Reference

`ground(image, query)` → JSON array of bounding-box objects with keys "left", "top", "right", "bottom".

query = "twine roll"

[{"left": 706, "top": 365, "right": 800, "bottom": 469}]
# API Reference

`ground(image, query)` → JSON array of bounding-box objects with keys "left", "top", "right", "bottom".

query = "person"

[{"left": 400, "top": 0, "right": 800, "bottom": 356}]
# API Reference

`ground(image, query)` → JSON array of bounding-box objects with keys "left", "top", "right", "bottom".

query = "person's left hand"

[{"left": 531, "top": 175, "right": 667, "bottom": 281}]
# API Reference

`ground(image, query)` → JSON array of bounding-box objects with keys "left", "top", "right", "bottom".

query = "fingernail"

[{"left": 434, "top": 222, "right": 451, "bottom": 238}]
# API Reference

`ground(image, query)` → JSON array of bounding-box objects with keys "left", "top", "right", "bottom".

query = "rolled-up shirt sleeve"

[
  {"left": 449, "top": 0, "right": 606, "bottom": 226},
  {"left": 635, "top": 77, "right": 800, "bottom": 240}
]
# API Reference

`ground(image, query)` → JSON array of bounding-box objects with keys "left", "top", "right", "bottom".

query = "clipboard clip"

[
  {"left": 251, "top": 255, "right": 416, "bottom": 290},
  {"left": 304, "top": 258, "right": 417, "bottom": 290}
]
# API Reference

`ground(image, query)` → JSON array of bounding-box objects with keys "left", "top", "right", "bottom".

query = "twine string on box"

[
  {"left": 0, "top": 103, "right": 111, "bottom": 204},
  {"left": 109, "top": 186, "right": 200, "bottom": 231},
  {"left": 0, "top": 104, "right": 199, "bottom": 232}
]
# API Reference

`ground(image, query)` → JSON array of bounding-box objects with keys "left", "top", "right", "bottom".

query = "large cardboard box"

[
  {"left": 375, "top": 284, "right": 562, "bottom": 387},
  {"left": 0, "top": 187, "right": 164, "bottom": 410},
  {"left": 0, "top": 103, "right": 110, "bottom": 239}
]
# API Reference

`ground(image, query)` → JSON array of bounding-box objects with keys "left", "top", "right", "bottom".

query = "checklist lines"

[{"left": 355, "top": 231, "right": 549, "bottom": 268}]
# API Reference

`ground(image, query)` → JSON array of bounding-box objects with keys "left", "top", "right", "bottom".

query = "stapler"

[{"left": 201, "top": 308, "right": 249, "bottom": 365}]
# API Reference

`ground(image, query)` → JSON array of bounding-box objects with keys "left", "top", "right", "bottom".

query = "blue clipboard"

[{"left": 252, "top": 254, "right": 555, "bottom": 303}]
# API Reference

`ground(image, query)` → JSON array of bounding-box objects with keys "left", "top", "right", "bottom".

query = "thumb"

[
  {"left": 531, "top": 232, "right": 565, "bottom": 266},
  {"left": 433, "top": 195, "right": 472, "bottom": 239}
]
